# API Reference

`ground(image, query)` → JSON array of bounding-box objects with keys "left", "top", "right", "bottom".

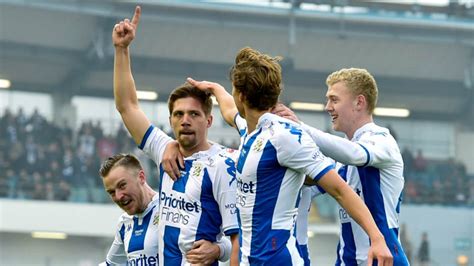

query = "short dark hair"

[
  {"left": 230, "top": 47, "right": 282, "bottom": 110},
  {"left": 168, "top": 82, "right": 213, "bottom": 116},
  {"left": 99, "top": 153, "right": 142, "bottom": 178}
]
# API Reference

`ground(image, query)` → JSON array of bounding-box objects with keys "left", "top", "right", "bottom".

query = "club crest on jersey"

[
  {"left": 253, "top": 138, "right": 264, "bottom": 152},
  {"left": 153, "top": 212, "right": 159, "bottom": 225},
  {"left": 192, "top": 163, "right": 203, "bottom": 177}
]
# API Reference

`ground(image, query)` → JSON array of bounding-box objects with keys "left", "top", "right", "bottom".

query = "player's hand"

[
  {"left": 367, "top": 237, "right": 393, "bottom": 266},
  {"left": 186, "top": 239, "right": 220, "bottom": 265},
  {"left": 187, "top": 77, "right": 225, "bottom": 95},
  {"left": 162, "top": 140, "right": 184, "bottom": 181},
  {"left": 112, "top": 6, "right": 141, "bottom": 48},
  {"left": 271, "top": 102, "right": 300, "bottom": 124}
]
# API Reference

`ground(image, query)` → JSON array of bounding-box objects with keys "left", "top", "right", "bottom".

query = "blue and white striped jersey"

[
  {"left": 105, "top": 193, "right": 160, "bottom": 266},
  {"left": 296, "top": 185, "right": 322, "bottom": 266},
  {"left": 234, "top": 113, "right": 334, "bottom": 266},
  {"left": 301, "top": 122, "right": 409, "bottom": 266},
  {"left": 139, "top": 125, "right": 239, "bottom": 266}
]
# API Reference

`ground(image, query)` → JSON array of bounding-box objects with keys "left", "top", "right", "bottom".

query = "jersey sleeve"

[
  {"left": 274, "top": 123, "right": 334, "bottom": 182},
  {"left": 300, "top": 122, "right": 369, "bottom": 166},
  {"left": 138, "top": 125, "right": 173, "bottom": 164},
  {"left": 357, "top": 130, "right": 401, "bottom": 168},
  {"left": 234, "top": 113, "right": 247, "bottom": 137},
  {"left": 105, "top": 218, "right": 128, "bottom": 265},
  {"left": 215, "top": 236, "right": 232, "bottom": 262},
  {"left": 213, "top": 155, "right": 239, "bottom": 236}
]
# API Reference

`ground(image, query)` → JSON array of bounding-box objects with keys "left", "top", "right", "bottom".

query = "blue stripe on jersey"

[
  {"left": 236, "top": 207, "right": 243, "bottom": 263},
  {"left": 159, "top": 163, "right": 164, "bottom": 193},
  {"left": 139, "top": 125, "right": 154, "bottom": 150},
  {"left": 358, "top": 166, "right": 409, "bottom": 266},
  {"left": 163, "top": 225, "right": 182, "bottom": 265},
  {"left": 338, "top": 165, "right": 348, "bottom": 182},
  {"left": 298, "top": 244, "right": 311, "bottom": 266},
  {"left": 358, "top": 143, "right": 370, "bottom": 167},
  {"left": 236, "top": 128, "right": 262, "bottom": 173},
  {"left": 340, "top": 222, "right": 358, "bottom": 266},
  {"left": 172, "top": 160, "right": 192, "bottom": 193},
  {"left": 335, "top": 242, "right": 342, "bottom": 266},
  {"left": 396, "top": 193, "right": 402, "bottom": 214},
  {"left": 313, "top": 165, "right": 334, "bottom": 182},
  {"left": 224, "top": 228, "right": 239, "bottom": 236},
  {"left": 128, "top": 206, "right": 154, "bottom": 253},
  {"left": 249, "top": 142, "right": 290, "bottom": 264},
  {"left": 119, "top": 223, "right": 125, "bottom": 242},
  {"left": 195, "top": 168, "right": 221, "bottom": 242}
]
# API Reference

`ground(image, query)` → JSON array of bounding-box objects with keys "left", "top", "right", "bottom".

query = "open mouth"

[
  {"left": 120, "top": 199, "right": 132, "bottom": 207},
  {"left": 330, "top": 114, "right": 338, "bottom": 122}
]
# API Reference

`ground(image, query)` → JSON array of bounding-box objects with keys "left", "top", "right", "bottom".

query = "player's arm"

[
  {"left": 308, "top": 170, "right": 393, "bottom": 266},
  {"left": 186, "top": 238, "right": 233, "bottom": 264},
  {"left": 104, "top": 222, "right": 128, "bottom": 265},
  {"left": 113, "top": 6, "right": 152, "bottom": 145},
  {"left": 187, "top": 77, "right": 238, "bottom": 128},
  {"left": 272, "top": 103, "right": 369, "bottom": 166}
]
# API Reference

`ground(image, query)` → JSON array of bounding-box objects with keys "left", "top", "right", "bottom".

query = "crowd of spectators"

[
  {"left": 0, "top": 108, "right": 157, "bottom": 203},
  {"left": 402, "top": 147, "right": 473, "bottom": 207},
  {"left": 0, "top": 108, "right": 472, "bottom": 207}
]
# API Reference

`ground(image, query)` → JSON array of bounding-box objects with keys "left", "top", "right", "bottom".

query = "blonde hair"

[{"left": 326, "top": 68, "right": 378, "bottom": 114}]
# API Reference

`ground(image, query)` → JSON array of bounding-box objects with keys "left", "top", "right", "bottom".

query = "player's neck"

[
  {"left": 245, "top": 108, "right": 271, "bottom": 133},
  {"left": 179, "top": 140, "right": 212, "bottom": 158},
  {"left": 346, "top": 115, "right": 373, "bottom": 139}
]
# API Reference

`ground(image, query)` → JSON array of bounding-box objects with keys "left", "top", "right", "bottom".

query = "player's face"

[
  {"left": 325, "top": 81, "right": 358, "bottom": 135},
  {"left": 170, "top": 97, "right": 212, "bottom": 152},
  {"left": 103, "top": 166, "right": 146, "bottom": 215}
]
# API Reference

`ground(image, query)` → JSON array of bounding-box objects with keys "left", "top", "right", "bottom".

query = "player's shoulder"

[
  {"left": 116, "top": 212, "right": 133, "bottom": 227},
  {"left": 211, "top": 145, "right": 238, "bottom": 166},
  {"left": 357, "top": 123, "right": 394, "bottom": 141}
]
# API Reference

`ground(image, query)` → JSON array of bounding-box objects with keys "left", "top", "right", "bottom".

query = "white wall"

[
  {"left": 0, "top": 199, "right": 122, "bottom": 236},
  {"left": 0, "top": 232, "right": 111, "bottom": 266}
]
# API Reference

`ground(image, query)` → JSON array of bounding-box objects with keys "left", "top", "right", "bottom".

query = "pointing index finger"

[{"left": 131, "top": 6, "right": 141, "bottom": 27}]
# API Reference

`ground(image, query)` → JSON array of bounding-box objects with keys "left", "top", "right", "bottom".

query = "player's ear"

[
  {"left": 354, "top": 94, "right": 366, "bottom": 111},
  {"left": 138, "top": 170, "right": 146, "bottom": 184},
  {"left": 207, "top": 114, "right": 213, "bottom": 128}
]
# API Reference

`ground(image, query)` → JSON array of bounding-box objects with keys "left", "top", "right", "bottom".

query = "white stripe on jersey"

[
  {"left": 234, "top": 113, "right": 334, "bottom": 266},
  {"left": 106, "top": 194, "right": 160, "bottom": 266},
  {"left": 140, "top": 125, "right": 239, "bottom": 265}
]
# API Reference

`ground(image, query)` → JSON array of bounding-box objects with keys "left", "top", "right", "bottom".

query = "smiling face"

[
  {"left": 325, "top": 81, "right": 359, "bottom": 136},
  {"left": 170, "top": 97, "right": 212, "bottom": 154},
  {"left": 103, "top": 165, "right": 146, "bottom": 215}
]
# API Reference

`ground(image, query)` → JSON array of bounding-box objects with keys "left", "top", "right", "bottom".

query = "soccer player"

[
  {"left": 186, "top": 47, "right": 392, "bottom": 265},
  {"left": 112, "top": 6, "right": 239, "bottom": 265},
  {"left": 272, "top": 68, "right": 409, "bottom": 265},
  {"left": 99, "top": 153, "right": 231, "bottom": 265}
]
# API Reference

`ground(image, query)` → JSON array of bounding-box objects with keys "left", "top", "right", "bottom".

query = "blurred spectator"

[
  {"left": 418, "top": 232, "right": 430, "bottom": 266},
  {"left": 414, "top": 149, "right": 427, "bottom": 172},
  {"left": 401, "top": 147, "right": 414, "bottom": 176}
]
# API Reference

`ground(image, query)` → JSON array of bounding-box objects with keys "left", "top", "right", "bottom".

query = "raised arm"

[
  {"left": 113, "top": 6, "right": 151, "bottom": 145},
  {"left": 187, "top": 78, "right": 238, "bottom": 128},
  {"left": 313, "top": 171, "right": 393, "bottom": 266}
]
